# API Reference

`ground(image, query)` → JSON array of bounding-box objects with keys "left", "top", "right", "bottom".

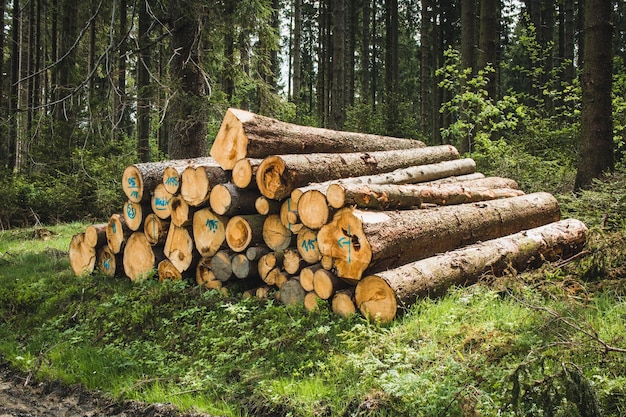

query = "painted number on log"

[
  {"left": 205, "top": 219, "right": 219, "bottom": 233},
  {"left": 126, "top": 204, "right": 136, "bottom": 219},
  {"left": 301, "top": 238, "right": 317, "bottom": 252},
  {"left": 103, "top": 257, "right": 111, "bottom": 271},
  {"left": 338, "top": 225, "right": 352, "bottom": 263},
  {"left": 127, "top": 177, "right": 139, "bottom": 199},
  {"left": 154, "top": 197, "right": 169, "bottom": 210},
  {"left": 165, "top": 176, "right": 179, "bottom": 187}
]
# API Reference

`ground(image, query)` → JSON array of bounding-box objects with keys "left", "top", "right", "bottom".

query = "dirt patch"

[{"left": 0, "top": 363, "right": 215, "bottom": 417}]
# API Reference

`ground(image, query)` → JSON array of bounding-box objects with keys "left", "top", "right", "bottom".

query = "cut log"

[
  {"left": 69, "top": 233, "right": 96, "bottom": 276},
  {"left": 299, "top": 264, "right": 323, "bottom": 292},
  {"left": 279, "top": 198, "right": 303, "bottom": 233},
  {"left": 246, "top": 245, "right": 271, "bottom": 261},
  {"left": 163, "top": 161, "right": 192, "bottom": 195},
  {"left": 297, "top": 227, "right": 321, "bottom": 264},
  {"left": 331, "top": 289, "right": 357, "bottom": 318},
  {"left": 144, "top": 213, "right": 169, "bottom": 246},
  {"left": 192, "top": 208, "right": 228, "bottom": 258},
  {"left": 422, "top": 175, "right": 517, "bottom": 189},
  {"left": 170, "top": 195, "right": 196, "bottom": 227},
  {"left": 297, "top": 190, "right": 331, "bottom": 229},
  {"left": 355, "top": 218, "right": 589, "bottom": 323},
  {"left": 164, "top": 224, "right": 196, "bottom": 273},
  {"left": 106, "top": 213, "right": 131, "bottom": 254},
  {"left": 313, "top": 268, "right": 347, "bottom": 300},
  {"left": 151, "top": 183, "right": 174, "bottom": 220},
  {"left": 122, "top": 160, "right": 174, "bottom": 203},
  {"left": 180, "top": 158, "right": 230, "bottom": 206},
  {"left": 304, "top": 292, "right": 323, "bottom": 312},
  {"left": 256, "top": 145, "right": 460, "bottom": 200},
  {"left": 210, "top": 182, "right": 259, "bottom": 216},
  {"left": 84, "top": 223, "right": 108, "bottom": 248},
  {"left": 267, "top": 269, "right": 289, "bottom": 288},
  {"left": 232, "top": 158, "right": 262, "bottom": 189},
  {"left": 123, "top": 201, "right": 146, "bottom": 231},
  {"left": 231, "top": 253, "right": 258, "bottom": 279},
  {"left": 257, "top": 252, "right": 284, "bottom": 281},
  {"left": 263, "top": 214, "right": 294, "bottom": 252},
  {"left": 158, "top": 259, "right": 183, "bottom": 282},
  {"left": 255, "top": 196, "right": 281, "bottom": 215},
  {"left": 279, "top": 278, "right": 305, "bottom": 306},
  {"left": 283, "top": 247, "right": 305, "bottom": 275},
  {"left": 196, "top": 257, "right": 222, "bottom": 289},
  {"left": 226, "top": 214, "right": 266, "bottom": 252},
  {"left": 211, "top": 250, "right": 234, "bottom": 282},
  {"left": 317, "top": 192, "right": 562, "bottom": 282},
  {"left": 123, "top": 232, "right": 161, "bottom": 281},
  {"left": 210, "top": 107, "right": 426, "bottom": 170},
  {"left": 96, "top": 245, "right": 123, "bottom": 277}
]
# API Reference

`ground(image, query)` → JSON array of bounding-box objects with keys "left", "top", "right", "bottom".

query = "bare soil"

[{"left": 0, "top": 363, "right": 214, "bottom": 417}]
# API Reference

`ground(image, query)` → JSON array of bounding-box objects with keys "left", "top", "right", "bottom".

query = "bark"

[
  {"left": 144, "top": 214, "right": 170, "bottom": 246},
  {"left": 355, "top": 218, "right": 588, "bottom": 323},
  {"left": 297, "top": 227, "right": 321, "bottom": 264},
  {"left": 256, "top": 145, "right": 460, "bottom": 200},
  {"left": 225, "top": 214, "right": 266, "bottom": 252},
  {"left": 69, "top": 233, "right": 96, "bottom": 276},
  {"left": 317, "top": 192, "right": 561, "bottom": 281},
  {"left": 422, "top": 175, "right": 517, "bottom": 189},
  {"left": 96, "top": 245, "right": 123, "bottom": 277},
  {"left": 232, "top": 158, "right": 262, "bottom": 189},
  {"left": 192, "top": 208, "right": 228, "bottom": 258},
  {"left": 164, "top": 224, "right": 196, "bottom": 273},
  {"left": 123, "top": 232, "right": 161, "bottom": 282},
  {"left": 262, "top": 214, "right": 294, "bottom": 252},
  {"left": 210, "top": 108, "right": 426, "bottom": 170},
  {"left": 210, "top": 183, "right": 260, "bottom": 216},
  {"left": 106, "top": 214, "right": 131, "bottom": 255},
  {"left": 181, "top": 159, "right": 231, "bottom": 207}
]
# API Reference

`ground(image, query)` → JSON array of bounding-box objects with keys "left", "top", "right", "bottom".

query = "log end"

[
  {"left": 226, "top": 216, "right": 253, "bottom": 252},
  {"left": 210, "top": 108, "right": 248, "bottom": 170},
  {"left": 355, "top": 275, "right": 397, "bottom": 324},
  {"left": 181, "top": 166, "right": 211, "bottom": 207},
  {"left": 122, "top": 165, "right": 144, "bottom": 203},
  {"left": 256, "top": 156, "right": 292, "bottom": 200}
]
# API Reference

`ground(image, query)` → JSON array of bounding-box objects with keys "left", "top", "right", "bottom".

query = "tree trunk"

[
  {"left": 478, "top": 0, "right": 498, "bottom": 99},
  {"left": 210, "top": 183, "right": 260, "bottom": 216},
  {"left": 355, "top": 218, "right": 588, "bottom": 323},
  {"left": 180, "top": 158, "right": 230, "bottom": 206},
  {"left": 292, "top": 0, "right": 302, "bottom": 104},
  {"left": 225, "top": 214, "right": 266, "bottom": 252},
  {"left": 232, "top": 158, "right": 262, "bottom": 189},
  {"left": 317, "top": 192, "right": 561, "bottom": 282},
  {"left": 137, "top": 0, "right": 151, "bottom": 162},
  {"left": 256, "top": 145, "right": 460, "bottom": 200},
  {"left": 210, "top": 108, "right": 426, "bottom": 170},
  {"left": 122, "top": 160, "right": 178, "bottom": 203},
  {"left": 192, "top": 208, "right": 228, "bottom": 258},
  {"left": 330, "top": 0, "right": 345, "bottom": 129}
]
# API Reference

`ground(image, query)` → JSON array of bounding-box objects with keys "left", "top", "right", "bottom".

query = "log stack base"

[{"left": 69, "top": 108, "right": 589, "bottom": 323}]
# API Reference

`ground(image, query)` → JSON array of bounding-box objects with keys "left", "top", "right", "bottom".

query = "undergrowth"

[{"left": 0, "top": 167, "right": 625, "bottom": 416}]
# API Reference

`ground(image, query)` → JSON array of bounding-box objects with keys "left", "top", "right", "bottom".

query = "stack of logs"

[{"left": 69, "top": 108, "right": 589, "bottom": 323}]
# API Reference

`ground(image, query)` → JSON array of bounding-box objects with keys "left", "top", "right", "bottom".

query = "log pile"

[{"left": 69, "top": 108, "right": 589, "bottom": 323}]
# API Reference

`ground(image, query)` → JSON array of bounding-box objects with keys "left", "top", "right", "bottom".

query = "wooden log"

[
  {"left": 84, "top": 223, "right": 108, "bottom": 248},
  {"left": 304, "top": 292, "right": 323, "bottom": 312},
  {"left": 263, "top": 214, "right": 294, "bottom": 252},
  {"left": 210, "top": 107, "right": 426, "bottom": 170},
  {"left": 144, "top": 213, "right": 169, "bottom": 246},
  {"left": 257, "top": 251, "right": 283, "bottom": 281},
  {"left": 226, "top": 214, "right": 266, "bottom": 252},
  {"left": 196, "top": 257, "right": 222, "bottom": 289},
  {"left": 422, "top": 175, "right": 517, "bottom": 189},
  {"left": 283, "top": 247, "right": 305, "bottom": 275},
  {"left": 151, "top": 183, "right": 174, "bottom": 220},
  {"left": 293, "top": 158, "right": 478, "bottom": 207},
  {"left": 231, "top": 253, "right": 259, "bottom": 279},
  {"left": 297, "top": 190, "right": 332, "bottom": 230},
  {"left": 256, "top": 145, "right": 460, "bottom": 200},
  {"left": 192, "top": 208, "right": 228, "bottom": 258},
  {"left": 317, "top": 192, "right": 562, "bottom": 282},
  {"left": 297, "top": 227, "right": 321, "bottom": 264},
  {"left": 269, "top": 269, "right": 289, "bottom": 288},
  {"left": 211, "top": 250, "right": 234, "bottom": 282},
  {"left": 355, "top": 218, "right": 589, "bottom": 323},
  {"left": 180, "top": 158, "right": 230, "bottom": 207},
  {"left": 123, "top": 232, "right": 161, "bottom": 281},
  {"left": 332, "top": 289, "right": 357, "bottom": 318},
  {"left": 210, "top": 182, "right": 259, "bottom": 216},
  {"left": 164, "top": 224, "right": 196, "bottom": 273},
  {"left": 96, "top": 245, "right": 123, "bottom": 277},
  {"left": 170, "top": 195, "right": 197, "bottom": 227},
  {"left": 123, "top": 201, "right": 147, "bottom": 231},
  {"left": 163, "top": 161, "right": 192, "bottom": 195},
  {"left": 246, "top": 244, "right": 271, "bottom": 261},
  {"left": 299, "top": 264, "right": 323, "bottom": 292},
  {"left": 279, "top": 198, "right": 303, "bottom": 233},
  {"left": 122, "top": 160, "right": 174, "bottom": 203},
  {"left": 279, "top": 278, "right": 306, "bottom": 306},
  {"left": 106, "top": 213, "right": 131, "bottom": 254},
  {"left": 158, "top": 259, "right": 183, "bottom": 282},
  {"left": 255, "top": 196, "right": 281, "bottom": 215},
  {"left": 313, "top": 268, "right": 347, "bottom": 300},
  {"left": 69, "top": 233, "right": 96, "bottom": 276},
  {"left": 232, "top": 158, "right": 262, "bottom": 189}
]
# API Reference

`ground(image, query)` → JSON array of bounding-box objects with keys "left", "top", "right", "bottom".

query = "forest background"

[{"left": 0, "top": 0, "right": 624, "bottom": 227}]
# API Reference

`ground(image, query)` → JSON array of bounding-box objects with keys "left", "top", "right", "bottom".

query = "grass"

[{"left": 1, "top": 168, "right": 626, "bottom": 416}]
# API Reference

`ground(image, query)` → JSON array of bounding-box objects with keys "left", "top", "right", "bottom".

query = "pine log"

[
  {"left": 317, "top": 192, "right": 562, "bottom": 282},
  {"left": 279, "top": 278, "right": 305, "bottom": 306},
  {"left": 151, "top": 183, "right": 174, "bottom": 220},
  {"left": 255, "top": 196, "right": 281, "bottom": 215},
  {"left": 280, "top": 198, "right": 303, "bottom": 233},
  {"left": 164, "top": 224, "right": 196, "bottom": 273},
  {"left": 96, "top": 245, "right": 123, "bottom": 277},
  {"left": 226, "top": 214, "right": 266, "bottom": 252},
  {"left": 123, "top": 201, "right": 146, "bottom": 231},
  {"left": 158, "top": 259, "right": 183, "bottom": 282},
  {"left": 210, "top": 182, "right": 259, "bottom": 216},
  {"left": 297, "top": 190, "right": 332, "bottom": 229},
  {"left": 293, "top": 158, "right": 478, "bottom": 207},
  {"left": 299, "top": 264, "right": 323, "bottom": 292},
  {"left": 256, "top": 145, "right": 460, "bottom": 200},
  {"left": 170, "top": 195, "right": 197, "bottom": 227},
  {"left": 257, "top": 252, "right": 283, "bottom": 281},
  {"left": 304, "top": 292, "right": 323, "bottom": 312},
  {"left": 246, "top": 244, "right": 271, "bottom": 261},
  {"left": 144, "top": 213, "right": 169, "bottom": 246},
  {"left": 122, "top": 160, "right": 174, "bottom": 203},
  {"left": 232, "top": 158, "right": 262, "bottom": 189},
  {"left": 297, "top": 227, "right": 321, "bottom": 264},
  {"left": 196, "top": 257, "right": 222, "bottom": 289},
  {"left": 163, "top": 161, "right": 192, "bottom": 195},
  {"left": 313, "top": 268, "right": 347, "bottom": 300},
  {"left": 263, "top": 214, "right": 294, "bottom": 251},
  {"left": 106, "top": 214, "right": 131, "bottom": 254},
  {"left": 192, "top": 208, "right": 228, "bottom": 258},
  {"left": 268, "top": 269, "right": 289, "bottom": 288},
  {"left": 180, "top": 158, "right": 230, "bottom": 207},
  {"left": 211, "top": 250, "right": 234, "bottom": 282},
  {"left": 331, "top": 289, "right": 357, "bottom": 318},
  {"left": 283, "top": 247, "right": 305, "bottom": 275},
  {"left": 355, "top": 218, "right": 589, "bottom": 323},
  {"left": 69, "top": 233, "right": 96, "bottom": 276},
  {"left": 84, "top": 223, "right": 108, "bottom": 248},
  {"left": 210, "top": 107, "right": 426, "bottom": 170},
  {"left": 423, "top": 175, "right": 517, "bottom": 189},
  {"left": 231, "top": 253, "right": 258, "bottom": 279},
  {"left": 123, "top": 232, "right": 161, "bottom": 281}
]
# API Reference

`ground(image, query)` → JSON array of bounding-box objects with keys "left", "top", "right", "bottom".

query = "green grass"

[{"left": 1, "top": 169, "right": 626, "bottom": 416}]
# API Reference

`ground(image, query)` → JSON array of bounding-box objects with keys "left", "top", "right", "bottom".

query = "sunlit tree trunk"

[{"left": 137, "top": 0, "right": 151, "bottom": 162}]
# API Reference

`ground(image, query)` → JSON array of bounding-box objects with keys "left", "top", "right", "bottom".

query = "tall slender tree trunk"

[
  {"left": 574, "top": 0, "right": 613, "bottom": 190},
  {"left": 478, "top": 0, "right": 498, "bottom": 99},
  {"left": 137, "top": 0, "right": 151, "bottom": 162},
  {"left": 7, "top": 0, "right": 20, "bottom": 171},
  {"left": 331, "top": 0, "right": 345, "bottom": 129},
  {"left": 420, "top": 0, "right": 433, "bottom": 139},
  {"left": 346, "top": 0, "right": 356, "bottom": 107},
  {"left": 0, "top": 0, "right": 6, "bottom": 169},
  {"left": 292, "top": 0, "right": 302, "bottom": 105},
  {"left": 384, "top": 0, "right": 399, "bottom": 136},
  {"left": 361, "top": 0, "right": 371, "bottom": 104}
]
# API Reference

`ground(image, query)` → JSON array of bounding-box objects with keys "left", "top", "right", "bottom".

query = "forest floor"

[{"left": 0, "top": 363, "right": 213, "bottom": 417}]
